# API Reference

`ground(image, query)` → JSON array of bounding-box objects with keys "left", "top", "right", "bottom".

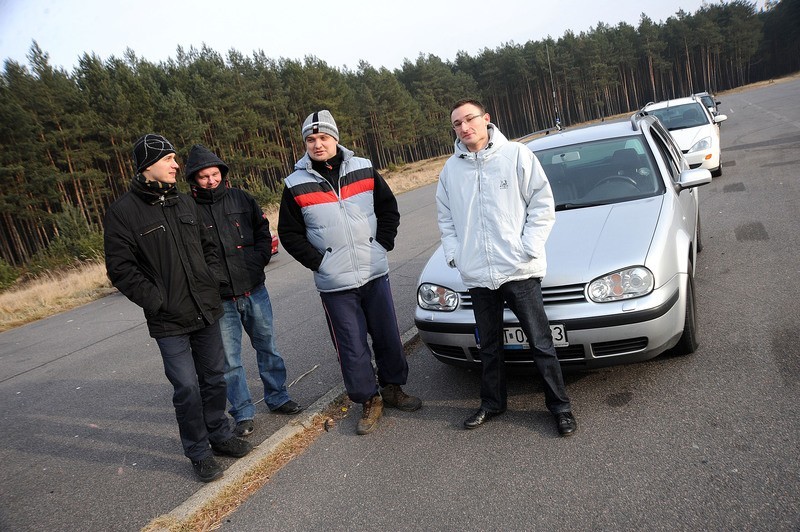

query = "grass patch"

[{"left": 0, "top": 261, "right": 113, "bottom": 332}]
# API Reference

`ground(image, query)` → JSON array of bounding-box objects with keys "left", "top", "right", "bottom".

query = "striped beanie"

[{"left": 301, "top": 110, "right": 339, "bottom": 142}]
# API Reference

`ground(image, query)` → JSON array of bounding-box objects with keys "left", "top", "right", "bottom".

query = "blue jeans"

[
  {"left": 469, "top": 278, "right": 571, "bottom": 415},
  {"left": 218, "top": 284, "right": 290, "bottom": 420},
  {"left": 155, "top": 321, "right": 233, "bottom": 461}
]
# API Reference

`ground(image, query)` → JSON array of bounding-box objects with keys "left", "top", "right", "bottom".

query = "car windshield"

[
  {"left": 699, "top": 95, "right": 715, "bottom": 109},
  {"left": 534, "top": 135, "right": 665, "bottom": 210},
  {"left": 647, "top": 103, "right": 709, "bottom": 130}
]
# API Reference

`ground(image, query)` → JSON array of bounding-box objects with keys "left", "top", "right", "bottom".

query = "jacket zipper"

[{"left": 141, "top": 225, "right": 165, "bottom": 236}]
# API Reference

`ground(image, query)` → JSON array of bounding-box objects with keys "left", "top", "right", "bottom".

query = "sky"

[{"left": 0, "top": 0, "right": 766, "bottom": 73}]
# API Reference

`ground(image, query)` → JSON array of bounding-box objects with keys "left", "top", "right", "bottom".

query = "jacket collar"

[
  {"left": 454, "top": 124, "right": 508, "bottom": 159},
  {"left": 295, "top": 144, "right": 354, "bottom": 173},
  {"left": 130, "top": 175, "right": 179, "bottom": 206},
  {"left": 191, "top": 181, "right": 228, "bottom": 204}
]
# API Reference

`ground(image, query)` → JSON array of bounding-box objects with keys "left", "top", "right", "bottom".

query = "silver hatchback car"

[{"left": 415, "top": 113, "right": 712, "bottom": 368}]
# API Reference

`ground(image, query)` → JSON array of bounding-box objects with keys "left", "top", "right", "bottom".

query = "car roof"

[
  {"left": 643, "top": 96, "right": 703, "bottom": 110},
  {"left": 525, "top": 115, "right": 655, "bottom": 151}
]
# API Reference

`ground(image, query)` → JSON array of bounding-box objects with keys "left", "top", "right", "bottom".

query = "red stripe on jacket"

[
  {"left": 295, "top": 190, "right": 338, "bottom": 208},
  {"left": 341, "top": 178, "right": 374, "bottom": 199}
]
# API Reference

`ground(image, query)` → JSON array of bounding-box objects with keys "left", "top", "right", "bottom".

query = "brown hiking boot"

[
  {"left": 356, "top": 394, "right": 383, "bottom": 435},
  {"left": 381, "top": 384, "right": 422, "bottom": 412}
]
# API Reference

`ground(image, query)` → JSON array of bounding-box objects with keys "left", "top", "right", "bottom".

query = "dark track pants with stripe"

[{"left": 320, "top": 274, "right": 408, "bottom": 404}]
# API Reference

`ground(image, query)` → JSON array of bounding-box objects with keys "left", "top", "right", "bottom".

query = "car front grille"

[
  {"left": 591, "top": 337, "right": 648, "bottom": 357},
  {"left": 458, "top": 283, "right": 586, "bottom": 310},
  {"left": 429, "top": 339, "right": 647, "bottom": 365},
  {"left": 428, "top": 344, "right": 469, "bottom": 360},
  {"left": 469, "top": 345, "right": 586, "bottom": 363}
]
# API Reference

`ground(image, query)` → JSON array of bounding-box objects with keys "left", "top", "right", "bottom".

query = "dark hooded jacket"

[
  {"left": 103, "top": 176, "right": 224, "bottom": 338},
  {"left": 185, "top": 144, "right": 271, "bottom": 299}
]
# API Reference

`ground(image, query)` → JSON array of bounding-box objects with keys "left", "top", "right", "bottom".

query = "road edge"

[{"left": 158, "top": 325, "right": 420, "bottom": 526}]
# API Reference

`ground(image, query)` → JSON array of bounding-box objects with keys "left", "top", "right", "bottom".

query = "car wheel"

[
  {"left": 711, "top": 163, "right": 722, "bottom": 177},
  {"left": 674, "top": 267, "right": 698, "bottom": 356}
]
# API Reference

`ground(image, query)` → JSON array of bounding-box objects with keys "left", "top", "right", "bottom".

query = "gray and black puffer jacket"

[
  {"left": 185, "top": 144, "right": 272, "bottom": 299},
  {"left": 278, "top": 146, "right": 399, "bottom": 293}
]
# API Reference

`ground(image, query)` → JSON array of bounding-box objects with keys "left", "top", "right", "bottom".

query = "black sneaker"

[
  {"left": 272, "top": 400, "right": 303, "bottom": 415},
  {"left": 211, "top": 436, "right": 253, "bottom": 458},
  {"left": 191, "top": 456, "right": 223, "bottom": 482},
  {"left": 235, "top": 419, "right": 254, "bottom": 437}
]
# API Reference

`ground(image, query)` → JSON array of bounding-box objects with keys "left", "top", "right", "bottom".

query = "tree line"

[{"left": 0, "top": 0, "right": 797, "bottom": 271}]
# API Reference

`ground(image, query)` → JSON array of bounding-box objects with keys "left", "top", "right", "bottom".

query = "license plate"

[{"left": 503, "top": 325, "right": 568, "bottom": 349}]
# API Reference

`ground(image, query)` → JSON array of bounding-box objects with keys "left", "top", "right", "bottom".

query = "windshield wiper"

[{"left": 556, "top": 201, "right": 612, "bottom": 211}]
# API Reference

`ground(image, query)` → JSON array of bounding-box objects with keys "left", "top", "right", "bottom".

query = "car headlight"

[
  {"left": 588, "top": 267, "right": 654, "bottom": 302},
  {"left": 418, "top": 283, "right": 459, "bottom": 311},
  {"left": 688, "top": 136, "right": 712, "bottom": 153}
]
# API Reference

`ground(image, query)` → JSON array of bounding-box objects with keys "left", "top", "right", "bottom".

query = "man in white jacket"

[{"left": 436, "top": 99, "right": 577, "bottom": 436}]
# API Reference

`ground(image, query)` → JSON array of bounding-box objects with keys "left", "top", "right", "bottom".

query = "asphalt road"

[
  {"left": 222, "top": 79, "right": 800, "bottom": 531},
  {"left": 2, "top": 78, "right": 799, "bottom": 531}
]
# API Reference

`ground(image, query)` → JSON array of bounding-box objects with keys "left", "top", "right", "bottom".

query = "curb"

[{"left": 160, "top": 325, "right": 419, "bottom": 525}]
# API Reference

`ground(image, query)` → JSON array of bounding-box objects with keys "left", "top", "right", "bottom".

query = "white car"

[
  {"left": 642, "top": 96, "right": 727, "bottom": 176},
  {"left": 694, "top": 91, "right": 721, "bottom": 117},
  {"left": 415, "top": 113, "right": 711, "bottom": 369}
]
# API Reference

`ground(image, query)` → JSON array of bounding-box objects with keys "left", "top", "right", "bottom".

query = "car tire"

[
  {"left": 711, "top": 163, "right": 722, "bottom": 177},
  {"left": 674, "top": 267, "right": 698, "bottom": 356}
]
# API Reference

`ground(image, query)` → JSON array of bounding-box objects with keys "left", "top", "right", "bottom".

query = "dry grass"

[
  {"left": 0, "top": 261, "right": 114, "bottom": 332},
  {"left": 142, "top": 396, "right": 353, "bottom": 532}
]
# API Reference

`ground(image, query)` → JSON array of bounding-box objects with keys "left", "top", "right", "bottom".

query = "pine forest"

[{"left": 0, "top": 0, "right": 798, "bottom": 272}]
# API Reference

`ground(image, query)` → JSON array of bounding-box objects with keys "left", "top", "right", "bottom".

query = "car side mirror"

[
  {"left": 678, "top": 168, "right": 712, "bottom": 190},
  {"left": 714, "top": 114, "right": 728, "bottom": 124}
]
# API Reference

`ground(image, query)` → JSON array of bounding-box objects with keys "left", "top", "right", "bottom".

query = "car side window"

[{"left": 650, "top": 127, "right": 681, "bottom": 184}]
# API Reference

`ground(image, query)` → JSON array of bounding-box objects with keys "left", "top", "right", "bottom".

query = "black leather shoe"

[
  {"left": 272, "top": 400, "right": 303, "bottom": 415},
  {"left": 463, "top": 408, "right": 504, "bottom": 429},
  {"left": 555, "top": 411, "right": 577, "bottom": 436}
]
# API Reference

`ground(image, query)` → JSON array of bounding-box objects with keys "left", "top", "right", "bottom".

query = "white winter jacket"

[{"left": 436, "top": 125, "right": 555, "bottom": 290}]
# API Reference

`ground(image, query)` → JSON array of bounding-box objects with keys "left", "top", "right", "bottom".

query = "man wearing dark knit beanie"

[
  {"left": 279, "top": 110, "right": 422, "bottom": 436},
  {"left": 104, "top": 133, "right": 252, "bottom": 482}
]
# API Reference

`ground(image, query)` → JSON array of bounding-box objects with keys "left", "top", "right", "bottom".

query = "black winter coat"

[
  {"left": 192, "top": 183, "right": 271, "bottom": 298},
  {"left": 104, "top": 178, "right": 224, "bottom": 338}
]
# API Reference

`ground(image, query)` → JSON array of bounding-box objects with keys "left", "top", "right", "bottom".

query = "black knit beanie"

[{"left": 133, "top": 134, "right": 176, "bottom": 173}]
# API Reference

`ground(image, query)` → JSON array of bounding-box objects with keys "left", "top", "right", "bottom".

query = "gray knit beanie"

[
  {"left": 301, "top": 110, "right": 339, "bottom": 142},
  {"left": 133, "top": 133, "right": 176, "bottom": 173}
]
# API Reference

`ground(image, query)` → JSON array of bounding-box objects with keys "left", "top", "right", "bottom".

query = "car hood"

[
  {"left": 545, "top": 197, "right": 662, "bottom": 286},
  {"left": 422, "top": 197, "right": 664, "bottom": 289},
  {"left": 667, "top": 125, "right": 713, "bottom": 151}
]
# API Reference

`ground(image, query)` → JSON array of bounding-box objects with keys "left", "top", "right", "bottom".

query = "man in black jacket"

[
  {"left": 185, "top": 145, "right": 302, "bottom": 439},
  {"left": 104, "top": 134, "right": 252, "bottom": 482}
]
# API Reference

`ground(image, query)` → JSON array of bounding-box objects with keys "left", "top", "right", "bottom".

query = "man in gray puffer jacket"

[{"left": 279, "top": 110, "right": 421, "bottom": 436}]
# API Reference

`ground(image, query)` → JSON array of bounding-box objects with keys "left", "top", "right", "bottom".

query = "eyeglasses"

[{"left": 452, "top": 114, "right": 484, "bottom": 129}]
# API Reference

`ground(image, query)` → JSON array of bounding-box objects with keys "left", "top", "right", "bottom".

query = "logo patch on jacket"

[{"left": 500, "top": 180, "right": 509, "bottom": 189}]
